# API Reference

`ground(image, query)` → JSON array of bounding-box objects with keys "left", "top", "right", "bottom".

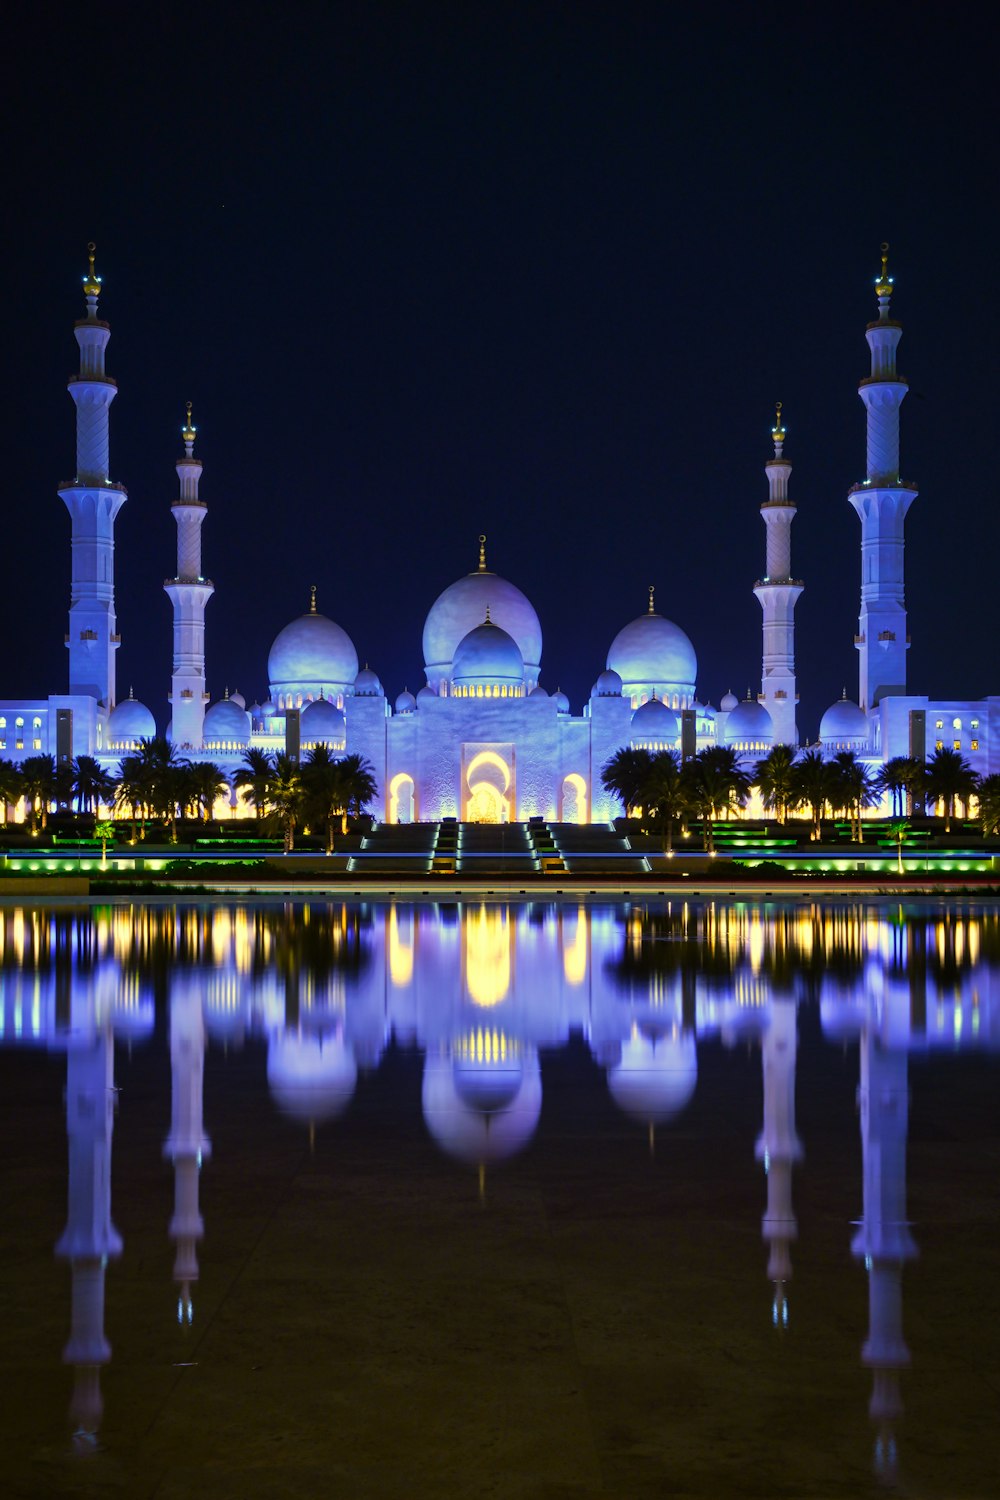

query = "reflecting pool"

[{"left": 1, "top": 899, "right": 998, "bottom": 1498}]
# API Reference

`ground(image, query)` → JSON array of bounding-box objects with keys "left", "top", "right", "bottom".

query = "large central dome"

[{"left": 423, "top": 538, "right": 542, "bottom": 692}]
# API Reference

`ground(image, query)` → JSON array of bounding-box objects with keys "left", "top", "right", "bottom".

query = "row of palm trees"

[
  {"left": 0, "top": 741, "right": 378, "bottom": 850},
  {"left": 601, "top": 744, "right": 1000, "bottom": 851}
]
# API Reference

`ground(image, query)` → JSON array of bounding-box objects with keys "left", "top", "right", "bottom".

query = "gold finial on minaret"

[
  {"left": 875, "top": 242, "right": 893, "bottom": 301},
  {"left": 648, "top": 585, "right": 655, "bottom": 615},
  {"left": 309, "top": 585, "right": 317, "bottom": 614},
  {"left": 181, "top": 401, "right": 196, "bottom": 452},
  {"left": 478, "top": 534, "right": 487, "bottom": 571},
  {"left": 771, "top": 400, "right": 785, "bottom": 452},
  {"left": 82, "top": 241, "right": 102, "bottom": 300}
]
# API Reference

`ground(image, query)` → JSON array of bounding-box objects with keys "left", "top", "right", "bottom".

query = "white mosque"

[{"left": 1, "top": 244, "right": 997, "bottom": 822}]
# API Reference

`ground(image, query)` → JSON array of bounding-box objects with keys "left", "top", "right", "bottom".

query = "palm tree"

[
  {"left": 976, "top": 773, "right": 1000, "bottom": 837},
  {"left": 754, "top": 744, "right": 798, "bottom": 824},
  {"left": 183, "top": 761, "right": 230, "bottom": 823},
  {"left": 832, "top": 751, "right": 876, "bottom": 842},
  {"left": 888, "top": 819, "right": 909, "bottom": 875},
  {"left": 134, "top": 737, "right": 190, "bottom": 842},
  {"left": 337, "top": 752, "right": 378, "bottom": 824},
  {"left": 114, "top": 754, "right": 146, "bottom": 841},
  {"left": 791, "top": 750, "right": 837, "bottom": 840},
  {"left": 19, "top": 753, "right": 56, "bottom": 833},
  {"left": 269, "top": 752, "right": 304, "bottom": 852},
  {"left": 643, "top": 750, "right": 688, "bottom": 854},
  {"left": 301, "top": 745, "right": 345, "bottom": 851},
  {"left": 233, "top": 747, "right": 274, "bottom": 819},
  {"left": 924, "top": 746, "right": 978, "bottom": 833},
  {"left": 874, "top": 756, "right": 923, "bottom": 818},
  {"left": 72, "top": 754, "right": 117, "bottom": 816},
  {"left": 681, "top": 747, "right": 751, "bottom": 853},
  {"left": 601, "top": 746, "right": 655, "bottom": 818},
  {"left": 0, "top": 760, "right": 23, "bottom": 825}
]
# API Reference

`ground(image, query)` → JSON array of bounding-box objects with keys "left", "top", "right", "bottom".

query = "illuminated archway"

[
  {"left": 389, "top": 772, "right": 416, "bottom": 825},
  {"left": 464, "top": 750, "right": 511, "bottom": 822},
  {"left": 561, "top": 772, "right": 588, "bottom": 824}
]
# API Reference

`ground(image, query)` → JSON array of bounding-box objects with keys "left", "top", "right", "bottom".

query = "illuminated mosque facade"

[{"left": 2, "top": 244, "right": 998, "bottom": 821}]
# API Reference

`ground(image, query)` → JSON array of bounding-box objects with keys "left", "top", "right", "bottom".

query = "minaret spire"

[
  {"left": 164, "top": 403, "right": 214, "bottom": 748},
  {"left": 753, "top": 403, "right": 803, "bottom": 745},
  {"left": 849, "top": 244, "right": 918, "bottom": 709},
  {"left": 59, "top": 243, "right": 127, "bottom": 708}
]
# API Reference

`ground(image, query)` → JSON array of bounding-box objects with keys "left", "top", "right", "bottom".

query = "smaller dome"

[
  {"left": 592, "top": 668, "right": 623, "bottom": 698},
  {"left": 608, "top": 1034, "right": 697, "bottom": 1124},
  {"left": 452, "top": 616, "right": 524, "bottom": 688},
  {"left": 260, "top": 698, "right": 277, "bottom": 716},
  {"left": 300, "top": 697, "right": 346, "bottom": 742},
  {"left": 395, "top": 690, "right": 417, "bottom": 714},
  {"left": 267, "top": 1033, "right": 357, "bottom": 1124},
  {"left": 417, "top": 685, "right": 436, "bottom": 700},
  {"left": 720, "top": 689, "right": 739, "bottom": 713},
  {"left": 552, "top": 689, "right": 570, "bottom": 714},
  {"left": 203, "top": 696, "right": 251, "bottom": 746},
  {"left": 723, "top": 697, "right": 773, "bottom": 748},
  {"left": 354, "top": 667, "right": 383, "bottom": 696},
  {"left": 529, "top": 684, "right": 550, "bottom": 698},
  {"left": 107, "top": 694, "right": 156, "bottom": 745},
  {"left": 630, "top": 698, "right": 679, "bottom": 741},
  {"left": 819, "top": 694, "right": 868, "bottom": 745},
  {"left": 229, "top": 691, "right": 246, "bottom": 709}
]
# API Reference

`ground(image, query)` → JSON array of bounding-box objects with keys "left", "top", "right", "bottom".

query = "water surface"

[{"left": 1, "top": 898, "right": 998, "bottom": 1498}]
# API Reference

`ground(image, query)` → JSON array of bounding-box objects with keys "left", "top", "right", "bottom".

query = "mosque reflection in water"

[{"left": 1, "top": 898, "right": 998, "bottom": 1478}]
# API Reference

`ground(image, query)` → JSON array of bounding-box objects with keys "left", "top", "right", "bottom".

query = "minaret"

[
  {"left": 164, "top": 976, "right": 211, "bottom": 1326},
  {"left": 849, "top": 245, "right": 918, "bottom": 710},
  {"left": 58, "top": 244, "right": 126, "bottom": 708},
  {"left": 753, "top": 403, "right": 803, "bottom": 745},
  {"left": 164, "top": 404, "right": 214, "bottom": 748}
]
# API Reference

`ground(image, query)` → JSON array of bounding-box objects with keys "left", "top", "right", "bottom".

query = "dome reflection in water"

[{"left": 1, "top": 899, "right": 998, "bottom": 1493}]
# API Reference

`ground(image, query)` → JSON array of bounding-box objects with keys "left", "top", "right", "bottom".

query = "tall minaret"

[
  {"left": 849, "top": 245, "right": 918, "bottom": 710},
  {"left": 163, "top": 404, "right": 213, "bottom": 748},
  {"left": 59, "top": 244, "right": 126, "bottom": 708},
  {"left": 753, "top": 403, "right": 803, "bottom": 746}
]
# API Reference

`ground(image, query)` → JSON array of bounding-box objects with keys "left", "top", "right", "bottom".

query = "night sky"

[{"left": 5, "top": 3, "right": 997, "bottom": 739}]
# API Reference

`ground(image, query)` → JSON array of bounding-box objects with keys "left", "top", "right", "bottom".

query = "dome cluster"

[
  {"left": 422, "top": 541, "right": 541, "bottom": 695},
  {"left": 607, "top": 594, "right": 698, "bottom": 710},
  {"left": 267, "top": 595, "right": 359, "bottom": 710}
]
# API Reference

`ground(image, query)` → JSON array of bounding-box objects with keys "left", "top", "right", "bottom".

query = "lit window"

[
  {"left": 972, "top": 719, "right": 980, "bottom": 729},
  {"left": 32, "top": 739, "right": 41, "bottom": 750},
  {"left": 953, "top": 717, "right": 962, "bottom": 730},
  {"left": 0, "top": 740, "right": 5, "bottom": 750},
  {"left": 32, "top": 717, "right": 41, "bottom": 730},
  {"left": 0, "top": 718, "right": 5, "bottom": 729},
  {"left": 935, "top": 719, "right": 943, "bottom": 729},
  {"left": 936, "top": 739, "right": 943, "bottom": 750},
  {"left": 15, "top": 717, "right": 23, "bottom": 728},
  {"left": 954, "top": 739, "right": 961, "bottom": 751},
  {"left": 972, "top": 739, "right": 980, "bottom": 751}
]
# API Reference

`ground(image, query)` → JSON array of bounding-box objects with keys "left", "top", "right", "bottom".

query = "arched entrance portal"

[
  {"left": 464, "top": 749, "right": 512, "bottom": 823},
  {"left": 389, "top": 772, "right": 416, "bottom": 824},
  {"left": 561, "top": 772, "right": 587, "bottom": 824}
]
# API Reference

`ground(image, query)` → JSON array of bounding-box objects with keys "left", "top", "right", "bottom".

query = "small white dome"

[
  {"left": 592, "top": 668, "right": 624, "bottom": 698},
  {"left": 300, "top": 697, "right": 346, "bottom": 741},
  {"left": 203, "top": 697, "right": 251, "bottom": 746},
  {"left": 552, "top": 689, "right": 570, "bottom": 714},
  {"left": 607, "top": 609, "right": 697, "bottom": 694},
  {"left": 107, "top": 694, "right": 156, "bottom": 745},
  {"left": 820, "top": 694, "right": 869, "bottom": 745},
  {"left": 720, "top": 690, "right": 739, "bottom": 713},
  {"left": 229, "top": 691, "right": 246, "bottom": 709},
  {"left": 723, "top": 697, "right": 774, "bottom": 748},
  {"left": 354, "top": 667, "right": 383, "bottom": 696},
  {"left": 395, "top": 689, "right": 417, "bottom": 714},
  {"left": 630, "top": 697, "right": 679, "bottom": 741},
  {"left": 529, "top": 684, "right": 550, "bottom": 698},
  {"left": 417, "top": 685, "right": 436, "bottom": 700},
  {"left": 267, "top": 1032, "right": 357, "bottom": 1124},
  {"left": 268, "top": 601, "right": 359, "bottom": 697}
]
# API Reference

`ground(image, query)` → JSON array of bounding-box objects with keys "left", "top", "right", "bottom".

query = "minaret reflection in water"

[{"left": 164, "top": 974, "right": 211, "bottom": 1328}]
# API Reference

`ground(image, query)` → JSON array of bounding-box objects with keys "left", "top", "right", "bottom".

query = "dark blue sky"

[{"left": 5, "top": 2, "right": 997, "bottom": 737}]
